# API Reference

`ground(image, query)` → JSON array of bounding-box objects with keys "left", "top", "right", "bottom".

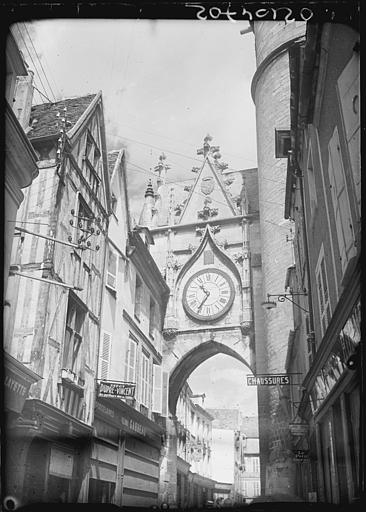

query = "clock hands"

[{"left": 197, "top": 285, "right": 210, "bottom": 311}]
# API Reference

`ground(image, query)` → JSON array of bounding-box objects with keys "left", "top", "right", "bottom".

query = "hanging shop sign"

[
  {"left": 246, "top": 375, "right": 291, "bottom": 386},
  {"left": 98, "top": 380, "right": 136, "bottom": 399},
  {"left": 289, "top": 422, "right": 309, "bottom": 437},
  {"left": 293, "top": 449, "right": 309, "bottom": 462}
]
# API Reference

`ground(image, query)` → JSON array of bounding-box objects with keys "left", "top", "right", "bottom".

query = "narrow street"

[{"left": 3, "top": 3, "right": 361, "bottom": 511}]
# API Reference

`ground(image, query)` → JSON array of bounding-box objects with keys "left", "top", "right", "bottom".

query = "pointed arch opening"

[{"left": 169, "top": 340, "right": 254, "bottom": 415}]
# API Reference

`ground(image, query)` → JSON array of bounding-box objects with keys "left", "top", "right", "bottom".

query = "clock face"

[{"left": 183, "top": 269, "right": 235, "bottom": 321}]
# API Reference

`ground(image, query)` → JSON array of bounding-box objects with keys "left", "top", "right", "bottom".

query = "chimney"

[{"left": 13, "top": 70, "right": 35, "bottom": 132}]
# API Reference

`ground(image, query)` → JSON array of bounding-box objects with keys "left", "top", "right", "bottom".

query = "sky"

[{"left": 14, "top": 18, "right": 259, "bottom": 415}]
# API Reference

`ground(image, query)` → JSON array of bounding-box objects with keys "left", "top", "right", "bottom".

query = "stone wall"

[{"left": 252, "top": 20, "right": 306, "bottom": 496}]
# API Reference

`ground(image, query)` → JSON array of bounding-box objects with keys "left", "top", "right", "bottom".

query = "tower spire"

[
  {"left": 153, "top": 154, "right": 171, "bottom": 226},
  {"left": 139, "top": 179, "right": 155, "bottom": 227}
]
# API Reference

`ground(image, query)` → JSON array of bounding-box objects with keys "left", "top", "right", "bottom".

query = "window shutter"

[
  {"left": 99, "top": 331, "right": 112, "bottom": 380},
  {"left": 152, "top": 364, "right": 162, "bottom": 414},
  {"left": 328, "top": 128, "right": 356, "bottom": 274},
  {"left": 315, "top": 249, "right": 331, "bottom": 338},
  {"left": 161, "top": 370, "right": 169, "bottom": 417},
  {"left": 107, "top": 250, "right": 118, "bottom": 289},
  {"left": 127, "top": 339, "right": 137, "bottom": 383},
  {"left": 337, "top": 52, "right": 360, "bottom": 209}
]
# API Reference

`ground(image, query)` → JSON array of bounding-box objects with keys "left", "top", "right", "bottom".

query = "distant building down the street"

[{"left": 175, "top": 383, "right": 216, "bottom": 508}]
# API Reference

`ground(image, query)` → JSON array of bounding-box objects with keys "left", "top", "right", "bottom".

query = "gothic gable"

[
  {"left": 178, "top": 142, "right": 239, "bottom": 225},
  {"left": 175, "top": 225, "right": 241, "bottom": 288}
]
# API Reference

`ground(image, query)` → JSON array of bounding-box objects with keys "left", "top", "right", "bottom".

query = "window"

[
  {"left": 140, "top": 350, "right": 150, "bottom": 407},
  {"left": 316, "top": 247, "right": 332, "bottom": 337},
  {"left": 75, "top": 197, "right": 93, "bottom": 247},
  {"left": 152, "top": 364, "right": 163, "bottom": 414},
  {"left": 134, "top": 275, "right": 143, "bottom": 319},
  {"left": 253, "top": 457, "right": 260, "bottom": 473},
  {"left": 85, "top": 131, "right": 93, "bottom": 162},
  {"left": 306, "top": 314, "right": 315, "bottom": 365},
  {"left": 63, "top": 296, "right": 86, "bottom": 375},
  {"left": 93, "top": 145, "right": 101, "bottom": 170},
  {"left": 111, "top": 194, "right": 117, "bottom": 215},
  {"left": 98, "top": 331, "right": 112, "bottom": 380},
  {"left": 253, "top": 481, "right": 260, "bottom": 497},
  {"left": 126, "top": 337, "right": 137, "bottom": 384},
  {"left": 328, "top": 127, "right": 356, "bottom": 275},
  {"left": 275, "top": 129, "right": 291, "bottom": 158},
  {"left": 106, "top": 249, "right": 118, "bottom": 290},
  {"left": 307, "top": 145, "right": 317, "bottom": 217},
  {"left": 149, "top": 297, "right": 156, "bottom": 338}
]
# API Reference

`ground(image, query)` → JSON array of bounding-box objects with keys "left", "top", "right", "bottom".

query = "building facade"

[
  {"left": 91, "top": 149, "right": 170, "bottom": 506},
  {"left": 3, "top": 36, "right": 41, "bottom": 483},
  {"left": 175, "top": 383, "right": 215, "bottom": 508},
  {"left": 207, "top": 408, "right": 259, "bottom": 505},
  {"left": 4, "top": 32, "right": 39, "bottom": 297},
  {"left": 138, "top": 141, "right": 263, "bottom": 506},
  {"left": 284, "top": 21, "right": 361, "bottom": 504},
  {"left": 236, "top": 417, "right": 261, "bottom": 503},
  {"left": 4, "top": 92, "right": 111, "bottom": 505}
]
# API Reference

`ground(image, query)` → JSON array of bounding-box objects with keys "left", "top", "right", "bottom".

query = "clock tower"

[{"left": 138, "top": 136, "right": 264, "bottom": 506}]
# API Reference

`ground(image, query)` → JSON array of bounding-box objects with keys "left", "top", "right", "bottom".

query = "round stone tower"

[{"left": 251, "top": 21, "right": 306, "bottom": 496}]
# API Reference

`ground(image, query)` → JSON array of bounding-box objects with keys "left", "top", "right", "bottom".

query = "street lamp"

[{"left": 261, "top": 292, "right": 309, "bottom": 313}]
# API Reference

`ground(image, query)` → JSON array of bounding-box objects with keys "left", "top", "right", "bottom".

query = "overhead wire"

[
  {"left": 127, "top": 160, "right": 242, "bottom": 212},
  {"left": 22, "top": 22, "right": 57, "bottom": 102},
  {"left": 107, "top": 131, "right": 257, "bottom": 176},
  {"left": 115, "top": 121, "right": 258, "bottom": 165},
  {"left": 13, "top": 24, "right": 52, "bottom": 104}
]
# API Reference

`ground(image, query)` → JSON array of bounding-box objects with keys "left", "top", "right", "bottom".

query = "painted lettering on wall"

[{"left": 4, "top": 375, "right": 27, "bottom": 396}]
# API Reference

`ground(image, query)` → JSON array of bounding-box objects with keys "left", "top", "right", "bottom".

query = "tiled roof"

[
  {"left": 28, "top": 93, "right": 97, "bottom": 139},
  {"left": 240, "top": 416, "right": 259, "bottom": 437},
  {"left": 108, "top": 150, "right": 120, "bottom": 177}
]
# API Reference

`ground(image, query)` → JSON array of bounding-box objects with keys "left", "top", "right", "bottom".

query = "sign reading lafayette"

[
  {"left": 98, "top": 380, "right": 136, "bottom": 398},
  {"left": 247, "top": 375, "right": 291, "bottom": 386}
]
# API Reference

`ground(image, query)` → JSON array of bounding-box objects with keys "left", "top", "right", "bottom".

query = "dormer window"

[{"left": 111, "top": 194, "right": 117, "bottom": 215}]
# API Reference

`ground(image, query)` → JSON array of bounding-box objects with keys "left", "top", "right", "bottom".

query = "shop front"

[
  {"left": 302, "top": 298, "right": 360, "bottom": 504},
  {"left": 93, "top": 397, "right": 164, "bottom": 507},
  {"left": 6, "top": 398, "right": 93, "bottom": 505}
]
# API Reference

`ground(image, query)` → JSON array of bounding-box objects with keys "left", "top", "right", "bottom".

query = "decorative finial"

[{"left": 154, "top": 153, "right": 170, "bottom": 184}]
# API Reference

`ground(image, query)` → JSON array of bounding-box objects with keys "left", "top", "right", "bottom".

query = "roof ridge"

[{"left": 32, "top": 92, "right": 97, "bottom": 108}]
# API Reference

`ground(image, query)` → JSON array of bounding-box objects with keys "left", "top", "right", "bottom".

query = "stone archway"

[
  {"left": 168, "top": 339, "right": 254, "bottom": 415},
  {"left": 159, "top": 339, "right": 255, "bottom": 507}
]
